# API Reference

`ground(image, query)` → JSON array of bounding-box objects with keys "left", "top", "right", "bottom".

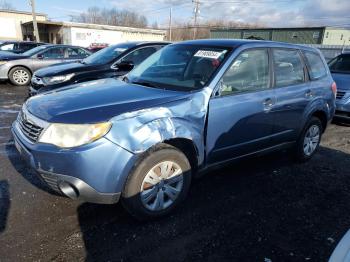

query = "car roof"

[
  {"left": 177, "top": 39, "right": 318, "bottom": 52},
  {"left": 42, "top": 44, "right": 87, "bottom": 49},
  {"left": 0, "top": 41, "right": 47, "bottom": 45}
]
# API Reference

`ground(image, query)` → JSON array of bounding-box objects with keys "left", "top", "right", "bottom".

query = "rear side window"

[
  {"left": 273, "top": 49, "right": 304, "bottom": 87},
  {"left": 220, "top": 49, "right": 270, "bottom": 96},
  {"left": 304, "top": 51, "right": 327, "bottom": 79}
]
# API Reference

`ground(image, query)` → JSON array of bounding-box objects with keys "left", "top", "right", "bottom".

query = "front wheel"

[
  {"left": 122, "top": 144, "right": 192, "bottom": 220},
  {"left": 9, "top": 67, "right": 31, "bottom": 86},
  {"left": 294, "top": 117, "right": 323, "bottom": 162}
]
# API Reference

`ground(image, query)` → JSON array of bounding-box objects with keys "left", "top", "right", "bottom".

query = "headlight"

[
  {"left": 38, "top": 122, "right": 112, "bottom": 148},
  {"left": 43, "top": 73, "right": 75, "bottom": 85},
  {"left": 0, "top": 61, "right": 7, "bottom": 65}
]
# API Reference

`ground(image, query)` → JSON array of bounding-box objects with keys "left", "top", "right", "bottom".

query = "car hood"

[
  {"left": 0, "top": 51, "right": 29, "bottom": 61},
  {"left": 26, "top": 78, "right": 190, "bottom": 123},
  {"left": 34, "top": 61, "right": 99, "bottom": 77},
  {"left": 332, "top": 72, "right": 350, "bottom": 91}
]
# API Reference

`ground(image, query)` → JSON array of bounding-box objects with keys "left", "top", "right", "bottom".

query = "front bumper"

[
  {"left": 12, "top": 122, "right": 137, "bottom": 204},
  {"left": 335, "top": 91, "right": 350, "bottom": 121}
]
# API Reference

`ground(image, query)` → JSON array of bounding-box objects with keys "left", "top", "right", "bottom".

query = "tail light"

[{"left": 331, "top": 82, "right": 337, "bottom": 98}]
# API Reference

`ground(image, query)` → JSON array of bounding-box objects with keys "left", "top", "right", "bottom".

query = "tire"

[
  {"left": 9, "top": 67, "right": 31, "bottom": 86},
  {"left": 122, "top": 144, "right": 192, "bottom": 220},
  {"left": 294, "top": 117, "right": 323, "bottom": 162}
]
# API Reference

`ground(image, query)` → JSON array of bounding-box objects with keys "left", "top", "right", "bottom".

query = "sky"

[{"left": 5, "top": 0, "right": 350, "bottom": 28}]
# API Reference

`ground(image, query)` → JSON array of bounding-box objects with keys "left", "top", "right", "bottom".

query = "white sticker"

[
  {"left": 194, "top": 50, "right": 223, "bottom": 59},
  {"left": 115, "top": 48, "right": 127, "bottom": 52}
]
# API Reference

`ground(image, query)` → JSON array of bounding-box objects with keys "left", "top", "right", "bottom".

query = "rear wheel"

[
  {"left": 295, "top": 117, "right": 323, "bottom": 162},
  {"left": 122, "top": 144, "right": 191, "bottom": 220},
  {"left": 9, "top": 67, "right": 31, "bottom": 86}
]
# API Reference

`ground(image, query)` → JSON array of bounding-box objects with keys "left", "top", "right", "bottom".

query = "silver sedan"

[{"left": 0, "top": 44, "right": 91, "bottom": 86}]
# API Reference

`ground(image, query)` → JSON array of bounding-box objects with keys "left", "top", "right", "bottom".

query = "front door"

[{"left": 206, "top": 48, "right": 276, "bottom": 164}]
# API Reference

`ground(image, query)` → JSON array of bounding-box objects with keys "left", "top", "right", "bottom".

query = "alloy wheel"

[
  {"left": 140, "top": 161, "right": 184, "bottom": 211},
  {"left": 303, "top": 124, "right": 320, "bottom": 156},
  {"left": 13, "top": 70, "right": 29, "bottom": 85}
]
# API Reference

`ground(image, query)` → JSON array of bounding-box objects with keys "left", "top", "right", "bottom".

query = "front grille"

[
  {"left": 40, "top": 173, "right": 61, "bottom": 193},
  {"left": 17, "top": 110, "right": 43, "bottom": 143},
  {"left": 336, "top": 91, "right": 346, "bottom": 100}
]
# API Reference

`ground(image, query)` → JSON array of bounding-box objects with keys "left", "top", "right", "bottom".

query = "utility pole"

[
  {"left": 29, "top": 0, "right": 40, "bottom": 42},
  {"left": 193, "top": 0, "right": 200, "bottom": 39},
  {"left": 169, "top": 7, "right": 172, "bottom": 41}
]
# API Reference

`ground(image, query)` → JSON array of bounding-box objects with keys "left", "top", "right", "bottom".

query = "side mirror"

[
  {"left": 36, "top": 54, "right": 44, "bottom": 60},
  {"left": 113, "top": 61, "right": 134, "bottom": 71}
]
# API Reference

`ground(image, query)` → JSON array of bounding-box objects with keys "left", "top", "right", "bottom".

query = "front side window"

[
  {"left": 219, "top": 49, "right": 270, "bottom": 96},
  {"left": 328, "top": 54, "right": 350, "bottom": 74},
  {"left": 304, "top": 51, "right": 328, "bottom": 79},
  {"left": 127, "top": 44, "right": 230, "bottom": 91},
  {"left": 120, "top": 47, "right": 158, "bottom": 67},
  {"left": 273, "top": 49, "right": 304, "bottom": 87},
  {"left": 41, "top": 47, "right": 65, "bottom": 59},
  {"left": 82, "top": 43, "right": 135, "bottom": 65}
]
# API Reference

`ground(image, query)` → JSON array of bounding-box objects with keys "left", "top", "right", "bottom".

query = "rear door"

[
  {"left": 269, "top": 48, "right": 310, "bottom": 144},
  {"left": 206, "top": 48, "right": 276, "bottom": 164}
]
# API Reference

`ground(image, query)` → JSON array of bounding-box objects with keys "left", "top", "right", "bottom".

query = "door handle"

[{"left": 305, "top": 89, "right": 313, "bottom": 98}]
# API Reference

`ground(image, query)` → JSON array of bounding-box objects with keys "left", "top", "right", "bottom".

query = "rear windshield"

[
  {"left": 127, "top": 44, "right": 231, "bottom": 91},
  {"left": 328, "top": 54, "right": 350, "bottom": 74}
]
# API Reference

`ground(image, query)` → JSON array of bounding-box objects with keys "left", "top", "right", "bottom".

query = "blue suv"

[{"left": 12, "top": 40, "right": 336, "bottom": 219}]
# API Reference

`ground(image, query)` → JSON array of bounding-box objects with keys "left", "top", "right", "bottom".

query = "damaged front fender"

[{"left": 105, "top": 87, "right": 212, "bottom": 166}]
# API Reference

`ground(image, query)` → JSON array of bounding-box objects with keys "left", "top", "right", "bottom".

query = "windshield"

[
  {"left": 328, "top": 55, "right": 350, "bottom": 74},
  {"left": 23, "top": 45, "right": 48, "bottom": 56},
  {"left": 127, "top": 44, "right": 230, "bottom": 91},
  {"left": 82, "top": 43, "right": 135, "bottom": 65}
]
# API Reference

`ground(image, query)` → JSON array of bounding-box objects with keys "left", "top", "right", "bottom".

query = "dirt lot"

[{"left": 0, "top": 83, "right": 350, "bottom": 262}]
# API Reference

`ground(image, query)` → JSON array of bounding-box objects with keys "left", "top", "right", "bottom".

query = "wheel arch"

[{"left": 8, "top": 65, "right": 33, "bottom": 77}]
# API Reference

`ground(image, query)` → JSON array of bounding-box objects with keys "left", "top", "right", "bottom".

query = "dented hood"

[{"left": 25, "top": 78, "right": 191, "bottom": 123}]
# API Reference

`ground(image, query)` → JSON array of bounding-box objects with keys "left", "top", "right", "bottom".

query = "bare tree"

[
  {"left": 71, "top": 6, "right": 148, "bottom": 28},
  {"left": 166, "top": 19, "right": 263, "bottom": 41},
  {"left": 0, "top": 0, "right": 15, "bottom": 10}
]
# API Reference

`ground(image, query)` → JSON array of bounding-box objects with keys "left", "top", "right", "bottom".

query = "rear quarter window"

[{"left": 304, "top": 51, "right": 328, "bottom": 80}]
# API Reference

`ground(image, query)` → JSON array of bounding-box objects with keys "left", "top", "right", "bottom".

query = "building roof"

[
  {"left": 22, "top": 20, "right": 166, "bottom": 35},
  {"left": 210, "top": 26, "right": 350, "bottom": 31},
  {"left": 0, "top": 9, "right": 47, "bottom": 17}
]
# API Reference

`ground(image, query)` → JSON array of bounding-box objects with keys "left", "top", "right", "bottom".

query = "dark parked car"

[
  {"left": 0, "top": 44, "right": 91, "bottom": 86},
  {"left": 29, "top": 41, "right": 168, "bottom": 96},
  {"left": 12, "top": 40, "right": 335, "bottom": 220},
  {"left": 328, "top": 53, "right": 350, "bottom": 122},
  {"left": 0, "top": 41, "right": 46, "bottom": 54}
]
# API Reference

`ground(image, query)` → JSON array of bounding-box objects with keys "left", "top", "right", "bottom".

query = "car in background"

[
  {"left": 87, "top": 43, "right": 109, "bottom": 53},
  {"left": 0, "top": 44, "right": 91, "bottom": 86},
  {"left": 12, "top": 40, "right": 335, "bottom": 219},
  {"left": 29, "top": 41, "right": 168, "bottom": 96},
  {"left": 0, "top": 41, "right": 46, "bottom": 54},
  {"left": 328, "top": 53, "right": 350, "bottom": 122}
]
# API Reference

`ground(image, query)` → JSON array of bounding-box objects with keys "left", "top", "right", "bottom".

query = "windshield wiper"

[{"left": 131, "top": 81, "right": 158, "bottom": 88}]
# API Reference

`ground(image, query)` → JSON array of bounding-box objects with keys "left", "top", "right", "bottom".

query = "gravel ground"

[{"left": 0, "top": 83, "right": 350, "bottom": 262}]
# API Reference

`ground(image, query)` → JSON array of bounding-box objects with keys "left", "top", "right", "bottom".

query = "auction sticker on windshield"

[{"left": 194, "top": 50, "right": 224, "bottom": 59}]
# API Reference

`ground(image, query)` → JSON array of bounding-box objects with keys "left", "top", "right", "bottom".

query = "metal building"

[
  {"left": 210, "top": 27, "right": 350, "bottom": 45},
  {"left": 21, "top": 21, "right": 166, "bottom": 46}
]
